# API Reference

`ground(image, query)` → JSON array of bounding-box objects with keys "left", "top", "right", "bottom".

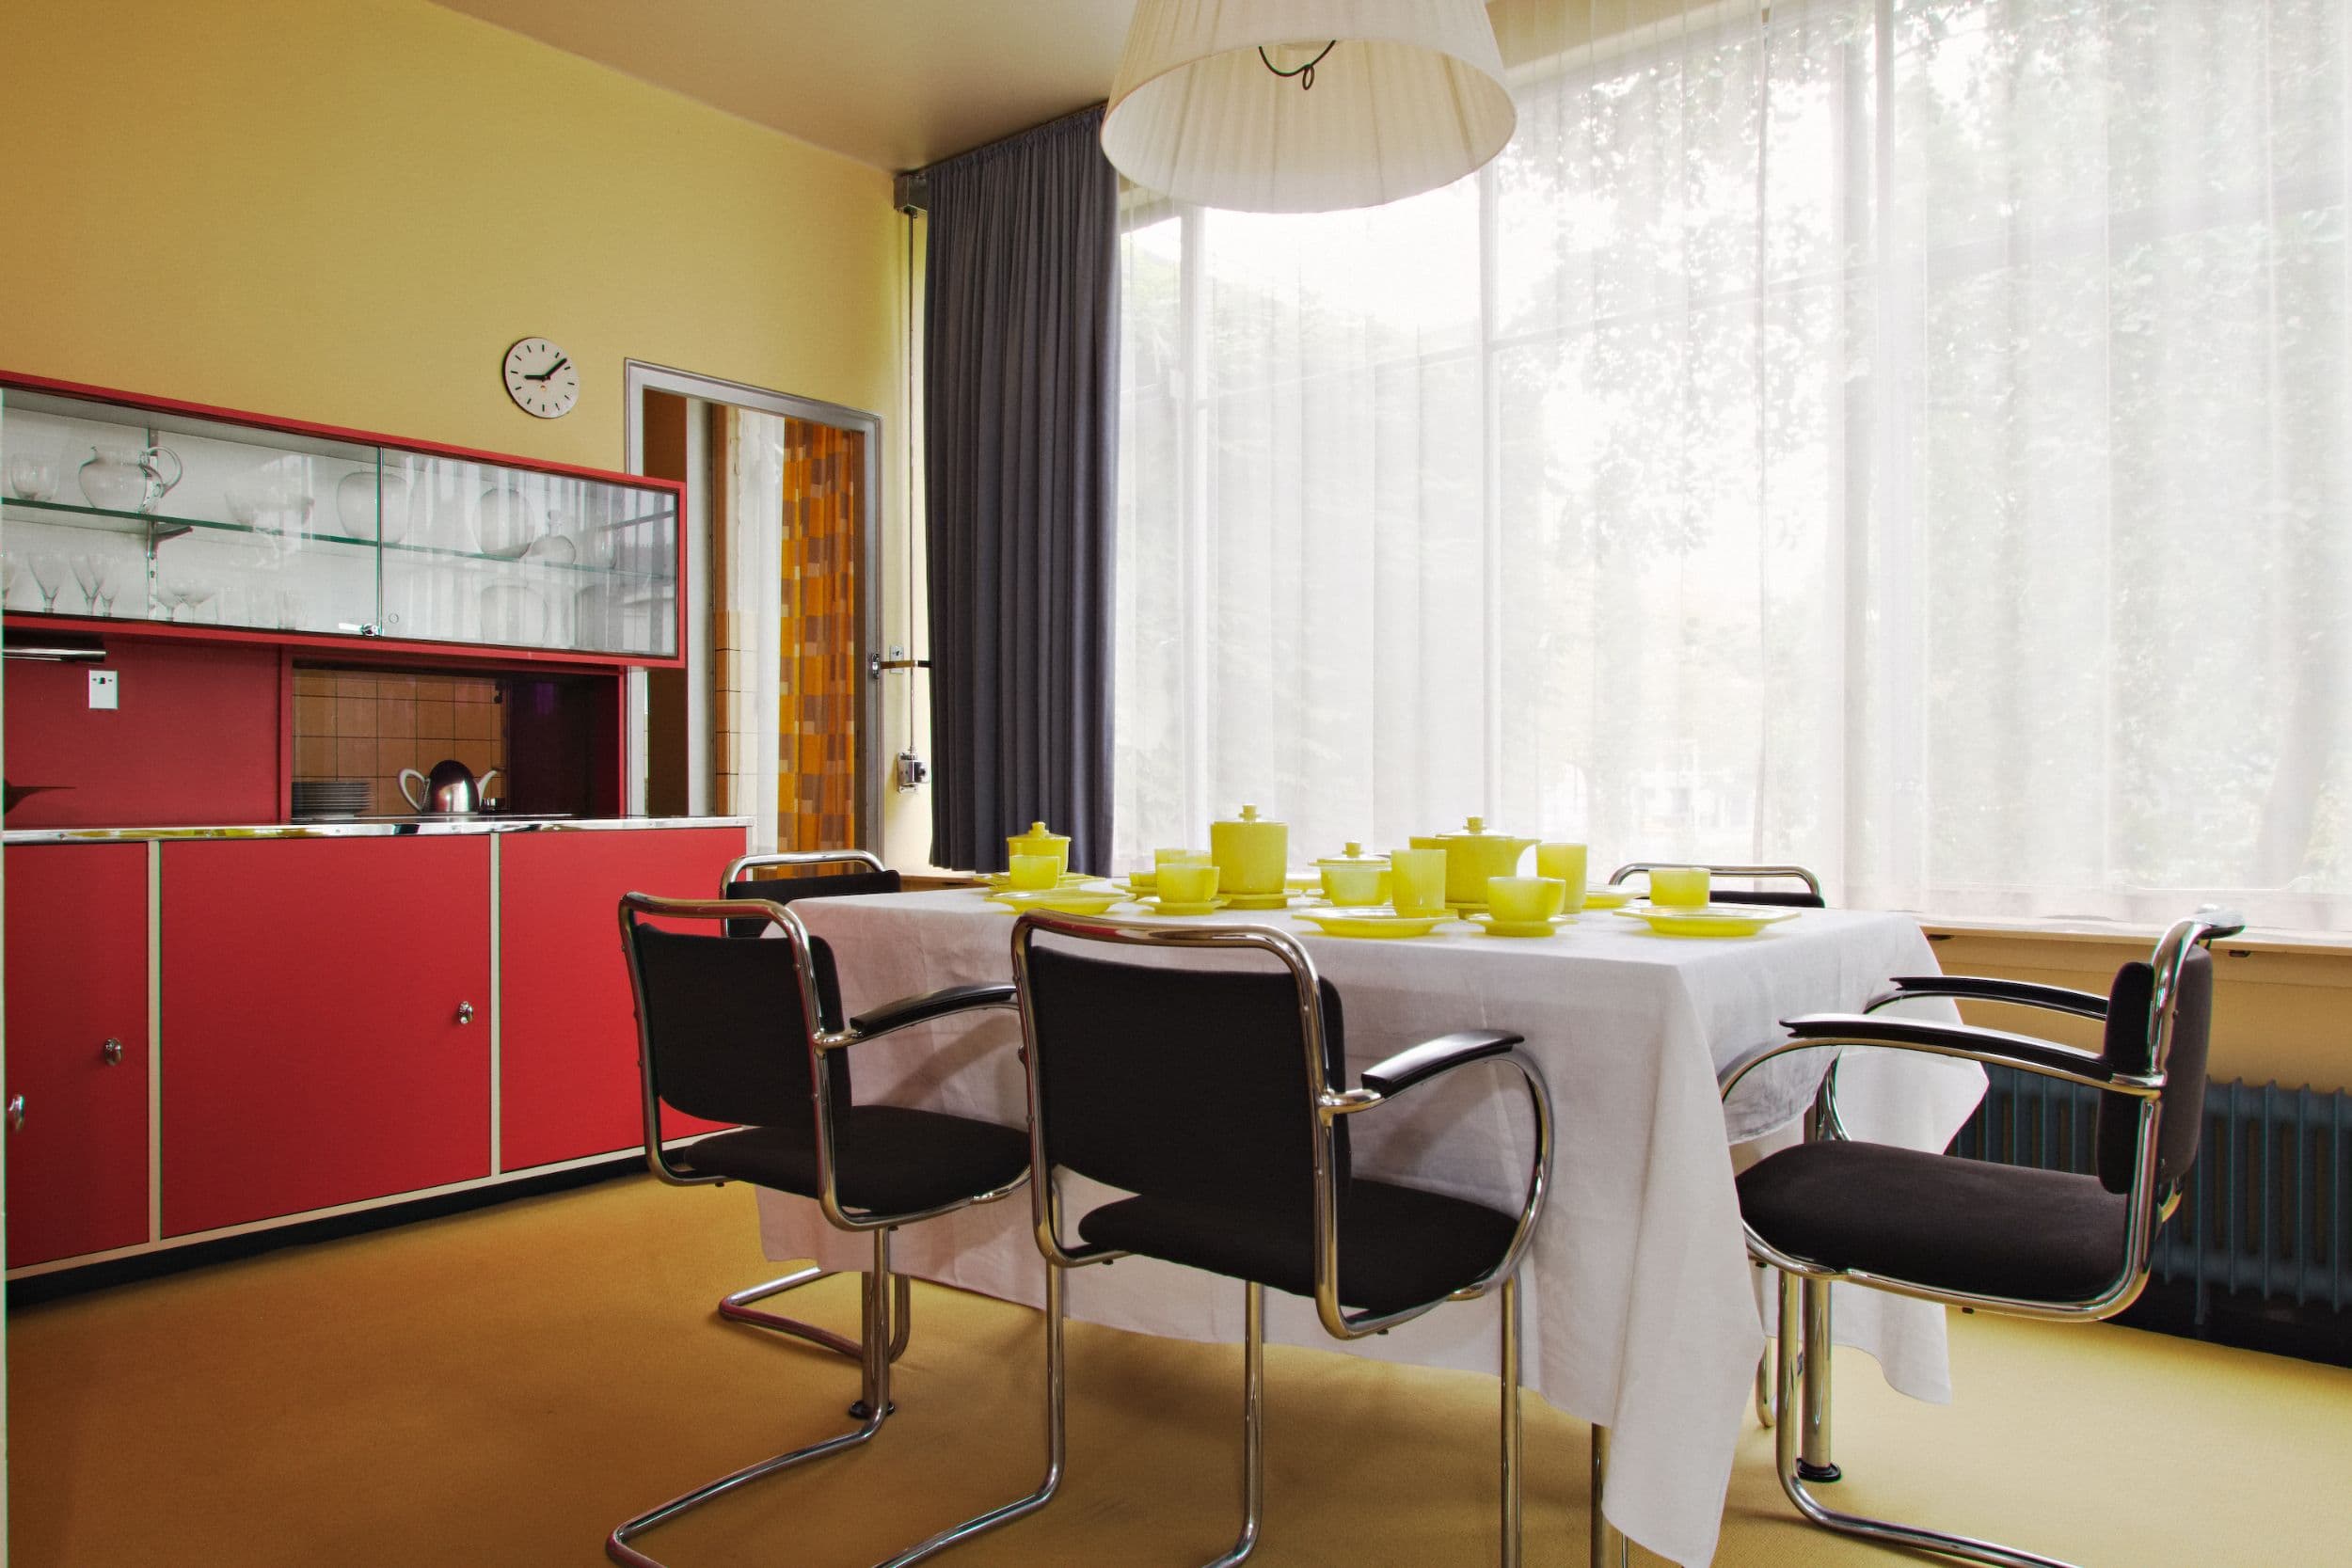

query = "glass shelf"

[{"left": 1, "top": 384, "right": 681, "bottom": 659}]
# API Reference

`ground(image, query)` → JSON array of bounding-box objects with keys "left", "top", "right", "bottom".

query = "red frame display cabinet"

[{"left": 0, "top": 370, "right": 687, "bottom": 670}]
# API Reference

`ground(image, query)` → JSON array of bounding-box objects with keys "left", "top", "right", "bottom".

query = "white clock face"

[{"left": 503, "top": 338, "right": 580, "bottom": 420}]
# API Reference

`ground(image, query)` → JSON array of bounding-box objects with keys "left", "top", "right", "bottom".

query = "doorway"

[{"left": 624, "top": 364, "right": 882, "bottom": 852}]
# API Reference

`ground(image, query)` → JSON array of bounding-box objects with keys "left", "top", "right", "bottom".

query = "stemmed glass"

[
  {"left": 0, "top": 552, "right": 19, "bottom": 609},
  {"left": 158, "top": 562, "right": 217, "bottom": 623},
  {"left": 71, "top": 551, "right": 118, "bottom": 616},
  {"left": 27, "top": 551, "right": 63, "bottom": 612}
]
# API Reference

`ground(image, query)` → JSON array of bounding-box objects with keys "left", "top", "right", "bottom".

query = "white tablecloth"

[{"left": 756, "top": 893, "right": 1984, "bottom": 1567}]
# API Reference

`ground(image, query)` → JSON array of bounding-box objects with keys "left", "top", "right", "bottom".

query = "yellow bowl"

[{"left": 1486, "top": 876, "right": 1566, "bottom": 924}]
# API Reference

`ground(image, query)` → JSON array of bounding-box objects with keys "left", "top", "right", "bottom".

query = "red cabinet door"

[
  {"left": 498, "top": 826, "right": 748, "bottom": 1170},
  {"left": 5, "top": 844, "right": 151, "bottom": 1268},
  {"left": 160, "top": 837, "right": 492, "bottom": 1236}
]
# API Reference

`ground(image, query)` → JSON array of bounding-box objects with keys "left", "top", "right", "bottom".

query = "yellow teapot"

[
  {"left": 1209, "top": 804, "right": 1288, "bottom": 898},
  {"left": 1408, "top": 816, "right": 1536, "bottom": 908}
]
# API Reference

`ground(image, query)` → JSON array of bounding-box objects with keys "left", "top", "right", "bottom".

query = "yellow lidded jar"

[
  {"left": 1314, "top": 841, "right": 1391, "bottom": 906},
  {"left": 1209, "top": 804, "right": 1288, "bottom": 897},
  {"left": 1005, "top": 820, "right": 1071, "bottom": 878}
]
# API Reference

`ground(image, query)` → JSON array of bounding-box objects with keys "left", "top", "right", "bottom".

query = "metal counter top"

[{"left": 2, "top": 816, "right": 752, "bottom": 845}]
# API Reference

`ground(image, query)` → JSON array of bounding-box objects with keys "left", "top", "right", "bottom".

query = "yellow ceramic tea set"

[{"left": 984, "top": 813, "right": 1804, "bottom": 941}]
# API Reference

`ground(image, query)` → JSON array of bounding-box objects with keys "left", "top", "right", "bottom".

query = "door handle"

[
  {"left": 456, "top": 1001, "right": 475, "bottom": 1026},
  {"left": 6, "top": 1095, "right": 23, "bottom": 1132},
  {"left": 102, "top": 1037, "right": 125, "bottom": 1066}
]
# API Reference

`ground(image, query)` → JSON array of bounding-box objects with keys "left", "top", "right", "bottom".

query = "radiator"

[{"left": 1947, "top": 1069, "right": 2350, "bottom": 1322}]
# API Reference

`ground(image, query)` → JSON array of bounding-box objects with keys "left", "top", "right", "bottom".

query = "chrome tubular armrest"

[
  {"left": 1756, "top": 1014, "right": 2155, "bottom": 1097},
  {"left": 1359, "top": 1030, "right": 1523, "bottom": 1097},
  {"left": 724, "top": 847, "right": 888, "bottom": 885},
  {"left": 1864, "top": 974, "right": 2110, "bottom": 1020},
  {"left": 845, "top": 982, "right": 1019, "bottom": 1041}
]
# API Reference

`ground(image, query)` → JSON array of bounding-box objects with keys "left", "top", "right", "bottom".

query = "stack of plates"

[{"left": 293, "top": 779, "right": 370, "bottom": 818}]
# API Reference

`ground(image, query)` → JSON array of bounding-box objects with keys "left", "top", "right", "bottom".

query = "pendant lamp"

[{"left": 1102, "top": 0, "right": 1517, "bottom": 214}]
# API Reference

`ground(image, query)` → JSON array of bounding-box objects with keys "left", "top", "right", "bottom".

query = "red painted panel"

[
  {"left": 4, "top": 844, "right": 151, "bottom": 1267},
  {"left": 160, "top": 837, "right": 491, "bottom": 1235},
  {"left": 498, "top": 826, "right": 749, "bottom": 1170},
  {"left": 4, "top": 637, "right": 281, "bottom": 829}
]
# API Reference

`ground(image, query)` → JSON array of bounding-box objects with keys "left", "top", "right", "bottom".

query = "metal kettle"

[{"left": 398, "top": 758, "right": 501, "bottom": 815}]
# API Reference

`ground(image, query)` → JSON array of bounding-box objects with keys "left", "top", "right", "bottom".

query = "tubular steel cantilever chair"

[
  {"left": 1006, "top": 911, "right": 1555, "bottom": 1567},
  {"left": 1608, "top": 862, "right": 1827, "bottom": 908},
  {"left": 610, "top": 891, "right": 1046, "bottom": 1568},
  {"left": 1717, "top": 908, "right": 2240, "bottom": 1568},
  {"left": 715, "top": 849, "right": 912, "bottom": 1354}
]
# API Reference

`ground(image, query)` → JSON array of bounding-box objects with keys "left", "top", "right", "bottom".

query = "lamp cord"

[{"left": 1258, "top": 40, "right": 1335, "bottom": 88}]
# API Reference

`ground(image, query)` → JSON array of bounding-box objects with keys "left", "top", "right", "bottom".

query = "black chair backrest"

[
  {"left": 622, "top": 908, "right": 850, "bottom": 1124},
  {"left": 1711, "top": 886, "right": 1826, "bottom": 909},
  {"left": 723, "top": 866, "right": 904, "bottom": 939},
  {"left": 1021, "top": 942, "right": 1349, "bottom": 1217},
  {"left": 2095, "top": 946, "right": 2214, "bottom": 1195}
]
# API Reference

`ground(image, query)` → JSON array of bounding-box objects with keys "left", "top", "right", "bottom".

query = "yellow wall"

[{"left": 1, "top": 0, "right": 899, "bottom": 469}]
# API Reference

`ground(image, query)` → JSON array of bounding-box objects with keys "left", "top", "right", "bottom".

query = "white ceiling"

[{"left": 427, "top": 0, "right": 1134, "bottom": 171}]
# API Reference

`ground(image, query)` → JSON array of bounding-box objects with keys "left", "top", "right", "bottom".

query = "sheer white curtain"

[
  {"left": 713, "top": 406, "right": 786, "bottom": 852},
  {"left": 1115, "top": 0, "right": 2352, "bottom": 929}
]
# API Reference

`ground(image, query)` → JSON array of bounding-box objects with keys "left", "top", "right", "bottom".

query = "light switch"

[{"left": 88, "top": 669, "right": 119, "bottom": 709}]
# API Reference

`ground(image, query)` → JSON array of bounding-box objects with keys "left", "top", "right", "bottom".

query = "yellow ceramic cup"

[
  {"left": 1321, "top": 862, "right": 1386, "bottom": 906},
  {"left": 1486, "top": 876, "right": 1566, "bottom": 924},
  {"left": 1155, "top": 847, "right": 1211, "bottom": 872},
  {"left": 1649, "top": 865, "right": 1711, "bottom": 908},
  {"left": 1389, "top": 847, "right": 1449, "bottom": 916},
  {"left": 1536, "top": 844, "right": 1589, "bottom": 912},
  {"left": 1157, "top": 862, "right": 1220, "bottom": 906},
  {"left": 1128, "top": 858, "right": 1160, "bottom": 893},
  {"left": 1008, "top": 853, "right": 1060, "bottom": 892}
]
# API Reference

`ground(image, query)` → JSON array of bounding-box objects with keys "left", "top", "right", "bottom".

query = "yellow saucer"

[
  {"left": 1612, "top": 905, "right": 1799, "bottom": 938},
  {"left": 1294, "top": 907, "right": 1450, "bottom": 940},
  {"left": 987, "top": 889, "right": 1126, "bottom": 915},
  {"left": 1226, "top": 890, "right": 1304, "bottom": 911},
  {"left": 1464, "top": 911, "right": 1572, "bottom": 938},
  {"left": 982, "top": 870, "right": 1095, "bottom": 891},
  {"left": 1581, "top": 886, "right": 1637, "bottom": 909},
  {"left": 1132, "top": 895, "right": 1232, "bottom": 917}
]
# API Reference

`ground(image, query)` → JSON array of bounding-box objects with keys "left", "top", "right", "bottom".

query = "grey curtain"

[{"left": 924, "top": 106, "right": 1119, "bottom": 874}]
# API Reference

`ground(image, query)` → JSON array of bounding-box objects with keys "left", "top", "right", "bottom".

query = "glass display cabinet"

[{"left": 0, "top": 374, "right": 683, "bottom": 665}]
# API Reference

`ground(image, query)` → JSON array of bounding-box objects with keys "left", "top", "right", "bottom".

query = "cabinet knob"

[
  {"left": 6, "top": 1095, "right": 22, "bottom": 1132},
  {"left": 456, "top": 1002, "right": 475, "bottom": 1025},
  {"left": 102, "top": 1037, "right": 125, "bottom": 1066}
]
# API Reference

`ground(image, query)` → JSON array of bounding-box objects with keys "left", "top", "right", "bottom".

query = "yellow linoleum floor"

[{"left": 9, "top": 1175, "right": 2349, "bottom": 1566}]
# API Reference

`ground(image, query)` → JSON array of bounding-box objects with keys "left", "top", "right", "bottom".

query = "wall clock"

[{"left": 502, "top": 338, "right": 579, "bottom": 420}]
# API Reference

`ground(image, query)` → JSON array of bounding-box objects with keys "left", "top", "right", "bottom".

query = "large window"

[{"left": 1114, "top": 0, "right": 2352, "bottom": 929}]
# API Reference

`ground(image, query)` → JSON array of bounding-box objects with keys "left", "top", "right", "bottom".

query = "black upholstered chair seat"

[
  {"left": 680, "top": 1107, "right": 1030, "bottom": 1216},
  {"left": 1737, "top": 1140, "right": 2130, "bottom": 1303},
  {"left": 1077, "top": 1179, "right": 1521, "bottom": 1315}
]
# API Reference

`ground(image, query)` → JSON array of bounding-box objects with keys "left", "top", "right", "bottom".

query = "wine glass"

[
  {"left": 0, "top": 552, "right": 19, "bottom": 609},
  {"left": 5, "top": 454, "right": 59, "bottom": 501},
  {"left": 28, "top": 551, "right": 63, "bottom": 612},
  {"left": 70, "top": 551, "right": 117, "bottom": 615},
  {"left": 160, "top": 564, "right": 217, "bottom": 623}
]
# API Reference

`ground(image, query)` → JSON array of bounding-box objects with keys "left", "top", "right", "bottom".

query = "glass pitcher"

[{"left": 77, "top": 442, "right": 184, "bottom": 515}]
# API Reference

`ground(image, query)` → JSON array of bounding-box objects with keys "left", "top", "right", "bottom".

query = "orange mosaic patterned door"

[{"left": 778, "top": 418, "right": 864, "bottom": 849}]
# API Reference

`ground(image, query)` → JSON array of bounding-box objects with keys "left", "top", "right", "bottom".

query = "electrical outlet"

[{"left": 87, "top": 669, "right": 119, "bottom": 710}]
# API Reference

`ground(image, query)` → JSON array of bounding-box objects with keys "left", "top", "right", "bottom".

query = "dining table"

[{"left": 755, "top": 888, "right": 1986, "bottom": 1568}]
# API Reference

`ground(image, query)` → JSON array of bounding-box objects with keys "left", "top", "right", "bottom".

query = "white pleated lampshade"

[{"left": 1103, "top": 0, "right": 1517, "bottom": 214}]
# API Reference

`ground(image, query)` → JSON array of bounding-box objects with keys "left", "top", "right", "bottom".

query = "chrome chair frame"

[
  {"left": 715, "top": 848, "right": 914, "bottom": 1362},
  {"left": 1607, "top": 862, "right": 1825, "bottom": 903},
  {"left": 1716, "top": 908, "right": 2243, "bottom": 1568},
  {"left": 1004, "top": 911, "right": 1555, "bottom": 1568},
  {"left": 610, "top": 890, "right": 1044, "bottom": 1568}
]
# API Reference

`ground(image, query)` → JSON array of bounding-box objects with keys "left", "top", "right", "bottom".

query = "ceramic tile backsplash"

[{"left": 292, "top": 669, "right": 505, "bottom": 815}]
